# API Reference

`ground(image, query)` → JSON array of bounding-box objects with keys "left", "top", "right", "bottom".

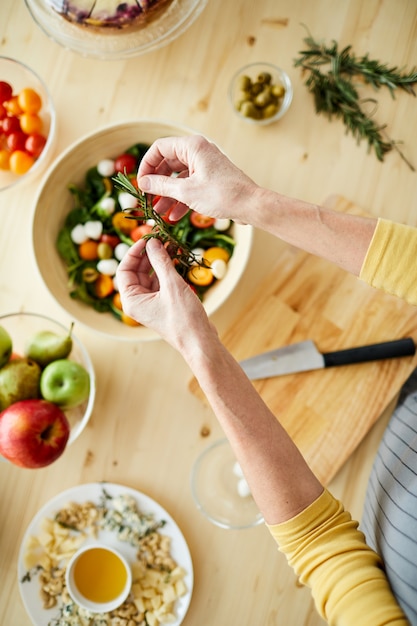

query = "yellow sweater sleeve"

[
  {"left": 267, "top": 489, "right": 409, "bottom": 626},
  {"left": 360, "top": 218, "right": 417, "bottom": 305}
]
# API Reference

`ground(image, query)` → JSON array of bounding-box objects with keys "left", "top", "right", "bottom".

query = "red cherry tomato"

[
  {"left": 190, "top": 212, "right": 216, "bottom": 228},
  {"left": 0, "top": 103, "right": 7, "bottom": 120},
  {"left": 130, "top": 224, "right": 153, "bottom": 242},
  {"left": 100, "top": 233, "right": 121, "bottom": 248},
  {"left": 0, "top": 81, "right": 13, "bottom": 104},
  {"left": 114, "top": 153, "right": 137, "bottom": 174},
  {"left": 25, "top": 133, "right": 47, "bottom": 158},
  {"left": 7, "top": 131, "right": 28, "bottom": 152},
  {"left": 2, "top": 116, "right": 21, "bottom": 135}
]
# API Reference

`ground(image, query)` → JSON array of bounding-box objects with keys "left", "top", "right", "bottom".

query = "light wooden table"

[{"left": 1, "top": 1, "right": 416, "bottom": 624}]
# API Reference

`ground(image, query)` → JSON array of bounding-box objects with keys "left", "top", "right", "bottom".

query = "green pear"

[
  {"left": 25, "top": 322, "right": 74, "bottom": 368},
  {"left": 0, "top": 358, "right": 41, "bottom": 411},
  {"left": 0, "top": 325, "right": 12, "bottom": 368}
]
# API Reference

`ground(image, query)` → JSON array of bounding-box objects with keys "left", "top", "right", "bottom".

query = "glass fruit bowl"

[
  {"left": 229, "top": 62, "right": 293, "bottom": 126},
  {"left": 24, "top": 0, "right": 208, "bottom": 60},
  {"left": 0, "top": 57, "right": 56, "bottom": 192},
  {"left": 190, "top": 438, "right": 264, "bottom": 530},
  {"left": 0, "top": 312, "right": 95, "bottom": 464}
]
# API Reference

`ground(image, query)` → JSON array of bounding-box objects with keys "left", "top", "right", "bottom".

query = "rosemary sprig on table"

[
  {"left": 294, "top": 32, "right": 417, "bottom": 170},
  {"left": 112, "top": 172, "right": 204, "bottom": 269}
]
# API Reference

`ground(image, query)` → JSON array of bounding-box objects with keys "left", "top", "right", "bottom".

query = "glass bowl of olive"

[{"left": 229, "top": 62, "right": 293, "bottom": 125}]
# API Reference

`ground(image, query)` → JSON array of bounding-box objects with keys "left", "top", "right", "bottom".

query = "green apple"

[
  {"left": 0, "top": 325, "right": 12, "bottom": 368},
  {"left": 40, "top": 359, "right": 90, "bottom": 409}
]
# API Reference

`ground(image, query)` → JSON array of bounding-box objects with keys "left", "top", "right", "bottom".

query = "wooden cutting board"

[{"left": 189, "top": 195, "right": 417, "bottom": 485}]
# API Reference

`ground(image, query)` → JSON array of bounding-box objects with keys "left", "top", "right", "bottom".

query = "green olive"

[
  {"left": 254, "top": 88, "right": 272, "bottom": 107},
  {"left": 82, "top": 267, "right": 99, "bottom": 283},
  {"left": 262, "top": 103, "right": 279, "bottom": 118},
  {"left": 257, "top": 71, "right": 272, "bottom": 84},
  {"left": 97, "top": 242, "right": 113, "bottom": 259},
  {"left": 240, "top": 101, "right": 262, "bottom": 119},
  {"left": 272, "top": 84, "right": 285, "bottom": 98},
  {"left": 237, "top": 75, "right": 252, "bottom": 91},
  {"left": 250, "top": 82, "right": 263, "bottom": 96}
]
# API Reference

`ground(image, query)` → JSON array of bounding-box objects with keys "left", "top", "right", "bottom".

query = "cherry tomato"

[
  {"left": 0, "top": 149, "right": 10, "bottom": 170},
  {"left": 114, "top": 153, "right": 137, "bottom": 174},
  {"left": 187, "top": 265, "right": 214, "bottom": 286},
  {"left": 112, "top": 211, "right": 138, "bottom": 234},
  {"left": 0, "top": 103, "right": 7, "bottom": 120},
  {"left": 7, "top": 131, "right": 28, "bottom": 152},
  {"left": 9, "top": 150, "right": 34, "bottom": 175},
  {"left": 78, "top": 240, "right": 99, "bottom": 260},
  {"left": 121, "top": 312, "right": 140, "bottom": 326},
  {"left": 190, "top": 212, "right": 216, "bottom": 228},
  {"left": 0, "top": 81, "right": 13, "bottom": 104},
  {"left": 203, "top": 246, "right": 231, "bottom": 265},
  {"left": 25, "top": 133, "right": 46, "bottom": 158},
  {"left": 94, "top": 274, "right": 114, "bottom": 298},
  {"left": 2, "top": 116, "right": 21, "bottom": 135},
  {"left": 4, "top": 96, "right": 23, "bottom": 117},
  {"left": 19, "top": 113, "right": 42, "bottom": 135},
  {"left": 18, "top": 88, "right": 42, "bottom": 114},
  {"left": 112, "top": 292, "right": 123, "bottom": 310},
  {"left": 130, "top": 224, "right": 153, "bottom": 242},
  {"left": 100, "top": 233, "right": 121, "bottom": 248}
]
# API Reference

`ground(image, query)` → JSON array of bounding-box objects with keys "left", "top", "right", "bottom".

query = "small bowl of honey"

[{"left": 65, "top": 543, "right": 132, "bottom": 612}]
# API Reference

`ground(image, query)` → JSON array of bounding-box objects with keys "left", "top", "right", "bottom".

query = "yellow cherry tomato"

[
  {"left": 94, "top": 274, "right": 114, "bottom": 298},
  {"left": 9, "top": 150, "right": 34, "bottom": 175},
  {"left": 4, "top": 96, "right": 23, "bottom": 116},
  {"left": 19, "top": 112, "right": 43, "bottom": 135},
  {"left": 0, "top": 149, "right": 11, "bottom": 170},
  {"left": 78, "top": 240, "right": 99, "bottom": 260},
  {"left": 18, "top": 88, "right": 42, "bottom": 114},
  {"left": 121, "top": 312, "right": 141, "bottom": 326},
  {"left": 203, "top": 246, "right": 231, "bottom": 265},
  {"left": 112, "top": 292, "right": 123, "bottom": 310},
  {"left": 187, "top": 265, "right": 214, "bottom": 286},
  {"left": 112, "top": 211, "right": 138, "bottom": 234}
]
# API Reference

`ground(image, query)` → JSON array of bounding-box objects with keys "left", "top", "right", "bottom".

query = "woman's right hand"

[{"left": 137, "top": 135, "right": 257, "bottom": 223}]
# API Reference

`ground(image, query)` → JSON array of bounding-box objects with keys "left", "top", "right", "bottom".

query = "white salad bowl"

[{"left": 31, "top": 120, "right": 253, "bottom": 342}]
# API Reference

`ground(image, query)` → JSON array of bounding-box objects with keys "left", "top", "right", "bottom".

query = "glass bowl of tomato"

[
  {"left": 31, "top": 120, "right": 253, "bottom": 341},
  {"left": 0, "top": 56, "right": 56, "bottom": 192}
]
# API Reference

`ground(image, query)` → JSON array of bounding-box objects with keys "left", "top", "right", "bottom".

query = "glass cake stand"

[{"left": 24, "top": 0, "right": 208, "bottom": 60}]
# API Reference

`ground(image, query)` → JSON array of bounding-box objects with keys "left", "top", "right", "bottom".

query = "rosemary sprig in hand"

[
  {"left": 294, "top": 32, "right": 417, "bottom": 170},
  {"left": 112, "top": 172, "right": 204, "bottom": 270}
]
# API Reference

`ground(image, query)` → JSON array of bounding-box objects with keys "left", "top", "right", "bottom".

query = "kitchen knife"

[{"left": 239, "top": 338, "right": 416, "bottom": 380}]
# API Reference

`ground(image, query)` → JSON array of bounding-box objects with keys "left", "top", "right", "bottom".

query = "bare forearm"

[
  {"left": 246, "top": 188, "right": 377, "bottom": 276},
  {"left": 182, "top": 329, "right": 323, "bottom": 524}
]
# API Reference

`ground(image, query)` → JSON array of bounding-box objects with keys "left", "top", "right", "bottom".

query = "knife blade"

[{"left": 239, "top": 338, "right": 416, "bottom": 380}]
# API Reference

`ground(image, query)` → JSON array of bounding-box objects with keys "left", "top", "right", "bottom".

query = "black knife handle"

[{"left": 322, "top": 338, "right": 416, "bottom": 368}]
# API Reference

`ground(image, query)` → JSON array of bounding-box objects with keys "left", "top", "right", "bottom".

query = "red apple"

[{"left": 0, "top": 399, "right": 70, "bottom": 468}]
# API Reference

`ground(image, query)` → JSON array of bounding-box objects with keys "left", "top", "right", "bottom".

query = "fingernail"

[{"left": 138, "top": 176, "right": 150, "bottom": 191}]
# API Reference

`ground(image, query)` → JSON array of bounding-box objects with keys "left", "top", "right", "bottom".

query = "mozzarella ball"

[
  {"left": 210, "top": 258, "right": 227, "bottom": 279},
  {"left": 97, "top": 159, "right": 116, "bottom": 177},
  {"left": 99, "top": 197, "right": 116, "bottom": 215},
  {"left": 70, "top": 224, "right": 87, "bottom": 244},
  {"left": 118, "top": 192, "right": 137, "bottom": 210},
  {"left": 114, "top": 242, "right": 130, "bottom": 261},
  {"left": 84, "top": 220, "right": 103, "bottom": 240},
  {"left": 214, "top": 218, "right": 231, "bottom": 231},
  {"left": 97, "top": 258, "right": 119, "bottom": 276}
]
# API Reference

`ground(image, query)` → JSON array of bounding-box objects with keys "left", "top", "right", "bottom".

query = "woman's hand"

[
  {"left": 137, "top": 135, "right": 257, "bottom": 223},
  {"left": 116, "top": 237, "right": 213, "bottom": 351}
]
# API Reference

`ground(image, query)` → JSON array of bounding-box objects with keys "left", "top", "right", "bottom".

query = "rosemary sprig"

[
  {"left": 294, "top": 31, "right": 417, "bottom": 170},
  {"left": 112, "top": 172, "right": 204, "bottom": 270}
]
